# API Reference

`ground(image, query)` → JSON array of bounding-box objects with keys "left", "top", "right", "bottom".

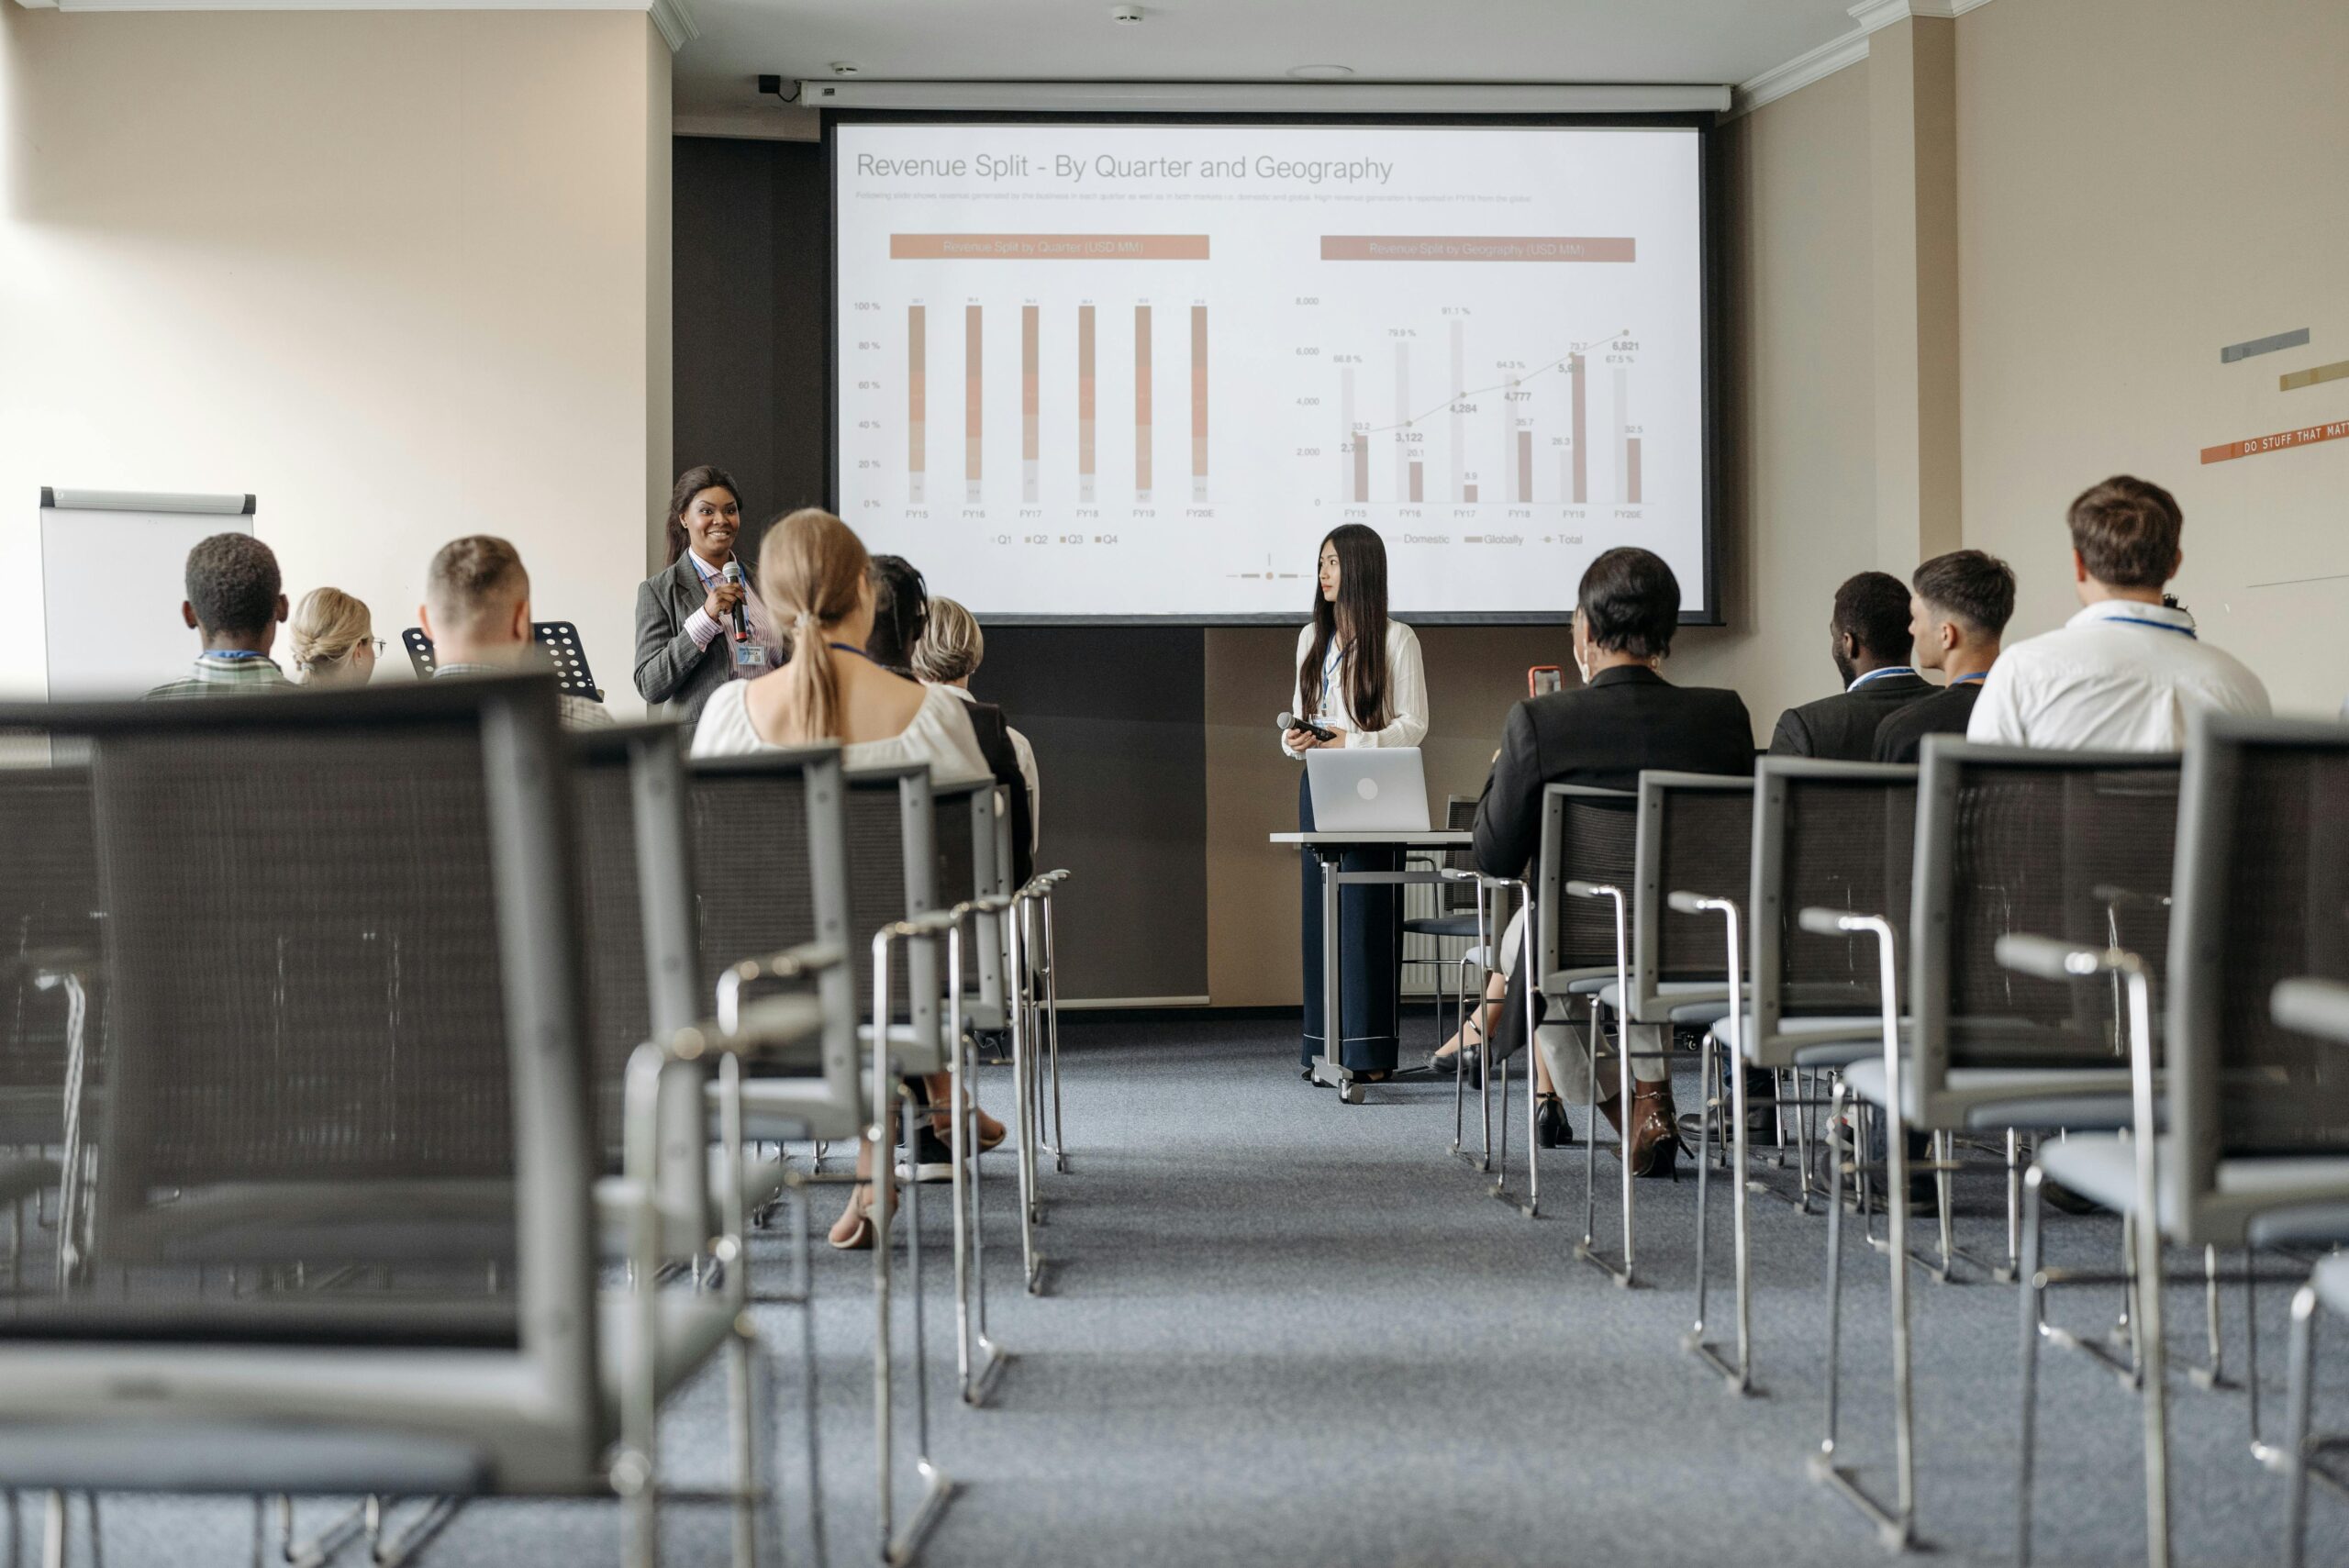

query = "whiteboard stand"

[{"left": 39, "top": 489, "right": 257, "bottom": 700}]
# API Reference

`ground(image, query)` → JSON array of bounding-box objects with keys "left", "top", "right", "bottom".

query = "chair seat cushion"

[
  {"left": 716, "top": 1076, "right": 866, "bottom": 1143},
  {"left": 596, "top": 1290, "right": 739, "bottom": 1428},
  {"left": 2040, "top": 1136, "right": 2349, "bottom": 1246},
  {"left": 1709, "top": 1012, "right": 1902, "bottom": 1070},
  {"left": 2314, "top": 1254, "right": 2349, "bottom": 1320},
  {"left": 1842, "top": 1062, "right": 2130, "bottom": 1130},
  {"left": 0, "top": 1421, "right": 493, "bottom": 1495},
  {"left": 1402, "top": 913, "right": 1482, "bottom": 940}
]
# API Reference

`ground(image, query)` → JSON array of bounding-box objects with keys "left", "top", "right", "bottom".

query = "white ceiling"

[{"left": 673, "top": 0, "right": 1869, "bottom": 120}]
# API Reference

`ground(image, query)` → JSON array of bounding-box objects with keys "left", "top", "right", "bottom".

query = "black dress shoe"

[
  {"left": 1536, "top": 1092, "right": 1574, "bottom": 1149},
  {"left": 1427, "top": 1046, "right": 1485, "bottom": 1087}
]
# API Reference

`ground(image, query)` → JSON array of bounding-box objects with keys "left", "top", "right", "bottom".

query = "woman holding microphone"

[
  {"left": 1284, "top": 524, "right": 1428, "bottom": 1084},
  {"left": 634, "top": 465, "right": 767, "bottom": 724}
]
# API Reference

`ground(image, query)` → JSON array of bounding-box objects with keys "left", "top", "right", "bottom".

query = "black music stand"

[{"left": 401, "top": 622, "right": 604, "bottom": 702}]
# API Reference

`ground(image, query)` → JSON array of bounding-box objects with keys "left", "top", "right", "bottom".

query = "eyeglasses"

[{"left": 363, "top": 638, "right": 387, "bottom": 656}]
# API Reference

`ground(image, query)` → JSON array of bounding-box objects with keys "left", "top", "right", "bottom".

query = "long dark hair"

[
  {"left": 865, "top": 554, "right": 930, "bottom": 675},
  {"left": 1299, "top": 524, "right": 1391, "bottom": 732},
  {"left": 662, "top": 464, "right": 741, "bottom": 566}
]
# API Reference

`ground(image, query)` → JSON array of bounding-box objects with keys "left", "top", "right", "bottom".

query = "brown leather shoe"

[{"left": 1595, "top": 1080, "right": 1684, "bottom": 1178}]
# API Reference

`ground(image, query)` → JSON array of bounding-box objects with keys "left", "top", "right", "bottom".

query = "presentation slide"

[{"left": 832, "top": 121, "right": 1709, "bottom": 621}]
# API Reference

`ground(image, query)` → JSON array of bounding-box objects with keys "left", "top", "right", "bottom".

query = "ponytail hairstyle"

[
  {"left": 754, "top": 508, "right": 872, "bottom": 742},
  {"left": 1298, "top": 524, "right": 1392, "bottom": 732},
  {"left": 288, "top": 586, "right": 373, "bottom": 684},
  {"left": 662, "top": 464, "right": 742, "bottom": 566}
]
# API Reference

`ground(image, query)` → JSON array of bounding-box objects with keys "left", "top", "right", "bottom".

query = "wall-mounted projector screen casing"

[{"left": 829, "top": 115, "right": 1716, "bottom": 625}]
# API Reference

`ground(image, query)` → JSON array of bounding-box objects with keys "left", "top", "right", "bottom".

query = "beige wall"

[
  {"left": 1954, "top": 0, "right": 2349, "bottom": 717},
  {"left": 0, "top": 6, "right": 672, "bottom": 709}
]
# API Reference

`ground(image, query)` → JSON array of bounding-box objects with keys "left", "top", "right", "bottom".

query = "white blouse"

[
  {"left": 691, "top": 678, "right": 995, "bottom": 784},
  {"left": 1281, "top": 619, "right": 1429, "bottom": 758}
]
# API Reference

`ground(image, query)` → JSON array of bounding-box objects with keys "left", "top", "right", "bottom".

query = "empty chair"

[
  {"left": 1810, "top": 740, "right": 2180, "bottom": 1551},
  {"left": 2013, "top": 716, "right": 2349, "bottom": 1567},
  {"left": 0, "top": 675, "right": 812, "bottom": 1568},
  {"left": 2274, "top": 977, "right": 2349, "bottom": 1568},
  {"left": 1404, "top": 795, "right": 1486, "bottom": 1055}
]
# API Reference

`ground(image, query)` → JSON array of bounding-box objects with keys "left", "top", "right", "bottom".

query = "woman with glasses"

[{"left": 288, "top": 587, "right": 380, "bottom": 687}]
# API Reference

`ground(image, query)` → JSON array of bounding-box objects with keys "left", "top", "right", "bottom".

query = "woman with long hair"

[
  {"left": 691, "top": 509, "right": 996, "bottom": 1249},
  {"left": 1283, "top": 524, "right": 1428, "bottom": 1084},
  {"left": 287, "top": 586, "right": 379, "bottom": 688},
  {"left": 633, "top": 465, "right": 767, "bottom": 725}
]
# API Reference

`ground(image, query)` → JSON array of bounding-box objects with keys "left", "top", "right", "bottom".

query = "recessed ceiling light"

[
  {"left": 1286, "top": 64, "right": 1355, "bottom": 81},
  {"left": 829, "top": 61, "right": 860, "bottom": 76}
]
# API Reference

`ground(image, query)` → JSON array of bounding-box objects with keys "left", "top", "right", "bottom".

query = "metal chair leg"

[
  {"left": 2018, "top": 1162, "right": 2046, "bottom": 1567},
  {"left": 2283, "top": 1282, "right": 2320, "bottom": 1568}
]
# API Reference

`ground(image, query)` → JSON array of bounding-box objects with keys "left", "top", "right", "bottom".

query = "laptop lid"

[{"left": 1306, "top": 748, "right": 1431, "bottom": 833}]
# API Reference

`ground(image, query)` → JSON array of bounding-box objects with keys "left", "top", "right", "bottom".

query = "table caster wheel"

[{"left": 1339, "top": 1080, "right": 1364, "bottom": 1106}]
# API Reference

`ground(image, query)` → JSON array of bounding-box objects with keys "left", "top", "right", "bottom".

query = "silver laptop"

[{"left": 1306, "top": 747, "right": 1431, "bottom": 832}]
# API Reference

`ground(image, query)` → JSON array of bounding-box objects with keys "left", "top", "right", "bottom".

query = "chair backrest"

[
  {"left": 1436, "top": 794, "right": 1479, "bottom": 915},
  {"left": 1750, "top": 759, "right": 1918, "bottom": 1055},
  {"left": 2170, "top": 717, "right": 2349, "bottom": 1193},
  {"left": 1909, "top": 738, "right": 2181, "bottom": 1121},
  {"left": 845, "top": 765, "right": 941, "bottom": 1054},
  {"left": 1534, "top": 784, "right": 1638, "bottom": 989},
  {"left": 570, "top": 726, "right": 701, "bottom": 1169},
  {"left": 931, "top": 777, "right": 1006, "bottom": 1012},
  {"left": 685, "top": 744, "right": 861, "bottom": 1106},
  {"left": 1633, "top": 771, "right": 1753, "bottom": 1011},
  {"left": 0, "top": 678, "right": 600, "bottom": 1475},
  {"left": 0, "top": 761, "right": 101, "bottom": 1144}
]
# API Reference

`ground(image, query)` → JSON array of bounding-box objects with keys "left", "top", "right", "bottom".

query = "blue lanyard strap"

[
  {"left": 205, "top": 650, "right": 267, "bottom": 662},
  {"left": 2102, "top": 615, "right": 2198, "bottom": 640},
  {"left": 1949, "top": 671, "right": 1988, "bottom": 686},
  {"left": 827, "top": 641, "right": 874, "bottom": 662},
  {"left": 1850, "top": 665, "right": 1918, "bottom": 689}
]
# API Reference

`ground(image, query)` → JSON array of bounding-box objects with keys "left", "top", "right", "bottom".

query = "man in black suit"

[
  {"left": 1471, "top": 547, "right": 1753, "bottom": 1176},
  {"left": 1874, "top": 550, "right": 2014, "bottom": 764},
  {"left": 1768, "top": 571, "right": 1936, "bottom": 759}
]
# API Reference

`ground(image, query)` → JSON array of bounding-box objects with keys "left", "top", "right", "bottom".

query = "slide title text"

[{"left": 854, "top": 151, "right": 1396, "bottom": 186}]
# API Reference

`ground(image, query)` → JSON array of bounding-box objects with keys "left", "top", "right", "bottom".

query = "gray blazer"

[{"left": 633, "top": 555, "right": 734, "bottom": 725}]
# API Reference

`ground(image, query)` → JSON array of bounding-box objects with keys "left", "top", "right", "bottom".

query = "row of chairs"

[
  {"left": 1431, "top": 715, "right": 2349, "bottom": 1565},
  {"left": 0, "top": 674, "right": 1074, "bottom": 1567}
]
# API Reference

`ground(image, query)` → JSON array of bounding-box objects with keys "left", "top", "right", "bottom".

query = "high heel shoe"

[{"left": 1535, "top": 1092, "right": 1573, "bottom": 1148}]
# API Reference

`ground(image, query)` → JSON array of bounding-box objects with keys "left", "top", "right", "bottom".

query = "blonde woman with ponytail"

[
  {"left": 691, "top": 508, "right": 995, "bottom": 1248},
  {"left": 288, "top": 587, "right": 380, "bottom": 687}
]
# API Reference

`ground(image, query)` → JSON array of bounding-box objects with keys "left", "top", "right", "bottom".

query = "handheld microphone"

[
  {"left": 722, "top": 560, "right": 749, "bottom": 642},
  {"left": 1277, "top": 710, "right": 1336, "bottom": 743}
]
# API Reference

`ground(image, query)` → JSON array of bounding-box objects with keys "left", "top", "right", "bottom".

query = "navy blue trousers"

[{"left": 1298, "top": 770, "right": 1404, "bottom": 1072}]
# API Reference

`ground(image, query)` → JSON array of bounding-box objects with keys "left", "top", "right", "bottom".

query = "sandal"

[{"left": 828, "top": 1183, "right": 885, "bottom": 1251}]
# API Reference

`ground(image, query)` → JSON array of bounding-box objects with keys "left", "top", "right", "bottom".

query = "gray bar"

[{"left": 2221, "top": 328, "right": 2310, "bottom": 364}]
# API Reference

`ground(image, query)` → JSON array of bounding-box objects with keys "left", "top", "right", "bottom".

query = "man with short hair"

[
  {"left": 419, "top": 536, "right": 612, "bottom": 728},
  {"left": 1967, "top": 474, "right": 2267, "bottom": 750},
  {"left": 1874, "top": 550, "right": 2016, "bottom": 764},
  {"left": 143, "top": 533, "right": 295, "bottom": 699},
  {"left": 1767, "top": 570, "right": 1936, "bottom": 759}
]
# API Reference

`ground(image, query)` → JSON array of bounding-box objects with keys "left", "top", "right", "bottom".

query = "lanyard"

[
  {"left": 1949, "top": 671, "right": 1988, "bottom": 686},
  {"left": 2102, "top": 615, "right": 2198, "bottom": 640},
  {"left": 1321, "top": 640, "right": 1344, "bottom": 713},
  {"left": 827, "top": 641, "right": 874, "bottom": 662},
  {"left": 205, "top": 650, "right": 267, "bottom": 662},
  {"left": 1849, "top": 665, "right": 1917, "bottom": 689}
]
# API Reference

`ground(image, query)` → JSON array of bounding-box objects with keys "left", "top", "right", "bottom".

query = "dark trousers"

[{"left": 1298, "top": 771, "right": 1403, "bottom": 1072}]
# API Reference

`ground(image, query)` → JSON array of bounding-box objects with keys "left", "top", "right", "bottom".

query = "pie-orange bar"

[{"left": 1319, "top": 236, "right": 1635, "bottom": 262}]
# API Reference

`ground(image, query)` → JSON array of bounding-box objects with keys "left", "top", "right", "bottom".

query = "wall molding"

[
  {"left": 1729, "top": 0, "right": 1996, "bottom": 120},
  {"left": 10, "top": 0, "right": 703, "bottom": 53}
]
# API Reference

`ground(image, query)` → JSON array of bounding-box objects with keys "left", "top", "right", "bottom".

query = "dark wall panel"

[
  {"left": 978, "top": 627, "right": 1208, "bottom": 1001},
  {"left": 673, "top": 136, "right": 1210, "bottom": 1003}
]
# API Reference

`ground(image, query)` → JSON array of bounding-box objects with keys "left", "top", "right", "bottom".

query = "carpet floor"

[{"left": 47, "top": 1014, "right": 2349, "bottom": 1566}]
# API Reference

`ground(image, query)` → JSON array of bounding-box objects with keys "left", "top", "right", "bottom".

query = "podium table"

[{"left": 1270, "top": 828, "right": 1474, "bottom": 1103}]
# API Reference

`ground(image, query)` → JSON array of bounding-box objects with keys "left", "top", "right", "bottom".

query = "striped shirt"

[{"left": 142, "top": 651, "right": 295, "bottom": 700}]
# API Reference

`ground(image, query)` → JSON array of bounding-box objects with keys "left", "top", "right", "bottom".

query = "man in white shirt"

[
  {"left": 1966, "top": 474, "right": 2268, "bottom": 750},
  {"left": 420, "top": 535, "right": 614, "bottom": 729}
]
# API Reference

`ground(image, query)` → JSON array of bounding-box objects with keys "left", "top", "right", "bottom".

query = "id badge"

[{"left": 732, "top": 639, "right": 770, "bottom": 673}]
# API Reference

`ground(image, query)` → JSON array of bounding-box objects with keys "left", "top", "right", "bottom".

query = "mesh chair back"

[
  {"left": 1752, "top": 761, "right": 1918, "bottom": 1040},
  {"left": 687, "top": 745, "right": 850, "bottom": 1034},
  {"left": 0, "top": 681, "right": 597, "bottom": 1409},
  {"left": 844, "top": 770, "right": 937, "bottom": 1027},
  {"left": 2171, "top": 719, "right": 2349, "bottom": 1179},
  {"left": 0, "top": 762, "right": 101, "bottom": 1142},
  {"left": 1535, "top": 785, "right": 1638, "bottom": 985},
  {"left": 1910, "top": 740, "right": 2180, "bottom": 1107},
  {"left": 1437, "top": 795, "right": 1479, "bottom": 916},
  {"left": 930, "top": 779, "right": 1006, "bottom": 1010},
  {"left": 1636, "top": 773, "right": 1753, "bottom": 1000}
]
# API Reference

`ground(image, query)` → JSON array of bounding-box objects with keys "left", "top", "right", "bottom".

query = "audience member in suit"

[
  {"left": 143, "top": 534, "right": 295, "bottom": 699},
  {"left": 1873, "top": 550, "right": 2015, "bottom": 763},
  {"left": 867, "top": 558, "right": 1035, "bottom": 887},
  {"left": 1967, "top": 473, "right": 2269, "bottom": 750},
  {"left": 1467, "top": 547, "right": 1754, "bottom": 1176},
  {"left": 690, "top": 509, "right": 996, "bottom": 1250},
  {"left": 1768, "top": 571, "right": 1936, "bottom": 759},
  {"left": 287, "top": 587, "right": 380, "bottom": 689},
  {"left": 915, "top": 595, "right": 1041, "bottom": 881},
  {"left": 420, "top": 536, "right": 613, "bottom": 729},
  {"left": 632, "top": 465, "right": 772, "bottom": 727}
]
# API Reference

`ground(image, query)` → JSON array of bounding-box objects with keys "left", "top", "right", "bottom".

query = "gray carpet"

[{"left": 45, "top": 1015, "right": 2349, "bottom": 1565}]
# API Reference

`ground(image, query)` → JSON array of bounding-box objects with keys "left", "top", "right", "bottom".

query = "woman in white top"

[
  {"left": 1281, "top": 525, "right": 1428, "bottom": 1083},
  {"left": 692, "top": 507, "right": 996, "bottom": 1249}
]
